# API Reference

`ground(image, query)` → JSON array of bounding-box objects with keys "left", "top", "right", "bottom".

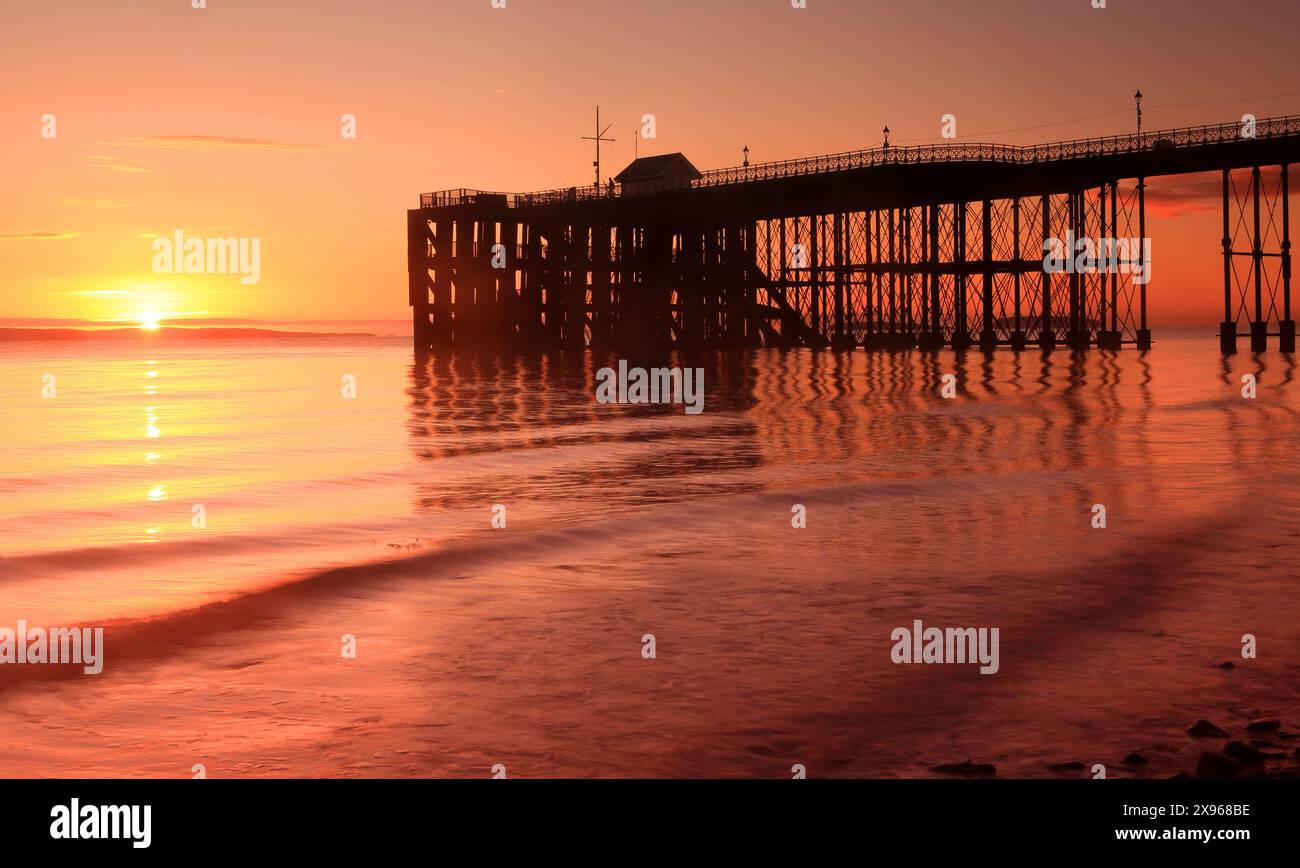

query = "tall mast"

[{"left": 581, "top": 105, "right": 616, "bottom": 193}]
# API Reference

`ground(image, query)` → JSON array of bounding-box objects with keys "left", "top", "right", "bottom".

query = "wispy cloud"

[
  {"left": 0, "top": 317, "right": 127, "bottom": 327},
  {"left": 0, "top": 231, "right": 81, "bottom": 241},
  {"left": 87, "top": 155, "right": 154, "bottom": 174},
  {"left": 1144, "top": 168, "right": 1290, "bottom": 219},
  {"left": 105, "top": 135, "right": 340, "bottom": 153}
]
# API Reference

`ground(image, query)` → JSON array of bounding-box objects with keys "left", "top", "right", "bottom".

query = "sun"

[{"left": 136, "top": 311, "right": 162, "bottom": 331}]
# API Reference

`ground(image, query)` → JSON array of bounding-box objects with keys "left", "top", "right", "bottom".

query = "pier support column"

[
  {"left": 591, "top": 225, "right": 612, "bottom": 348},
  {"left": 951, "top": 202, "right": 971, "bottom": 350},
  {"left": 1038, "top": 195, "right": 1055, "bottom": 349},
  {"left": 1282, "top": 164, "right": 1295, "bottom": 352},
  {"left": 831, "top": 213, "right": 855, "bottom": 350},
  {"left": 1066, "top": 191, "right": 1089, "bottom": 350},
  {"left": 407, "top": 210, "right": 434, "bottom": 351},
  {"left": 979, "top": 199, "right": 997, "bottom": 351},
  {"left": 773, "top": 219, "right": 792, "bottom": 347},
  {"left": 1098, "top": 182, "right": 1122, "bottom": 350},
  {"left": 681, "top": 231, "right": 705, "bottom": 347},
  {"left": 919, "top": 204, "right": 943, "bottom": 350},
  {"left": 555, "top": 224, "right": 579, "bottom": 348},
  {"left": 899, "top": 209, "right": 915, "bottom": 348},
  {"left": 497, "top": 219, "right": 520, "bottom": 343},
  {"left": 707, "top": 229, "right": 722, "bottom": 346},
  {"left": 1219, "top": 322, "right": 1238, "bottom": 355},
  {"left": 1221, "top": 170, "right": 1237, "bottom": 354},
  {"left": 885, "top": 209, "right": 898, "bottom": 348},
  {"left": 1136, "top": 176, "right": 1151, "bottom": 350},
  {"left": 1250, "top": 320, "right": 1268, "bottom": 353},
  {"left": 808, "top": 215, "right": 823, "bottom": 344},
  {"left": 431, "top": 216, "right": 455, "bottom": 346},
  {"left": 522, "top": 224, "right": 547, "bottom": 348},
  {"left": 1251, "top": 167, "right": 1268, "bottom": 352},
  {"left": 1009, "top": 198, "right": 1027, "bottom": 350},
  {"left": 869, "top": 212, "right": 882, "bottom": 348}
]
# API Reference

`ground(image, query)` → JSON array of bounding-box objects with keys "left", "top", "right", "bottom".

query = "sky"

[{"left": 2, "top": 0, "right": 1298, "bottom": 327}]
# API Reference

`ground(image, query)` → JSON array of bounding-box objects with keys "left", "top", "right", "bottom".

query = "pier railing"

[{"left": 418, "top": 114, "right": 1300, "bottom": 209}]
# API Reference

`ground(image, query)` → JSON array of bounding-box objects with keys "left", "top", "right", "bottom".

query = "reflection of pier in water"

[
  {"left": 409, "top": 116, "right": 1299, "bottom": 355},
  {"left": 404, "top": 348, "right": 1296, "bottom": 543},
  {"left": 405, "top": 352, "right": 764, "bottom": 515}
]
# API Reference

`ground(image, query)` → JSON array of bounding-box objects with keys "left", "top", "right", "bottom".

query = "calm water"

[{"left": 0, "top": 329, "right": 1297, "bottom": 777}]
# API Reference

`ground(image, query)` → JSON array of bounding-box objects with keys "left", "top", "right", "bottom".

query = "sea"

[{"left": 0, "top": 325, "right": 1296, "bottom": 777}]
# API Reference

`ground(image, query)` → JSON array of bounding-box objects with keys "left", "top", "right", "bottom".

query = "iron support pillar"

[
  {"left": 1283, "top": 163, "right": 1295, "bottom": 352},
  {"left": 1251, "top": 167, "right": 1267, "bottom": 351},
  {"left": 1221, "top": 169, "right": 1237, "bottom": 354}
]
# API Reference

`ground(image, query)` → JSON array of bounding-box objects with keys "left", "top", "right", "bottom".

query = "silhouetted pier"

[{"left": 409, "top": 115, "right": 1298, "bottom": 354}]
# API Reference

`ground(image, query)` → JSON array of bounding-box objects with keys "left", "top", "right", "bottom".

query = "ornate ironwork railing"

[{"left": 418, "top": 114, "right": 1300, "bottom": 209}]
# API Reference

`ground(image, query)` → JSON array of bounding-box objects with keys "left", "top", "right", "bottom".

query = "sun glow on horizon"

[{"left": 136, "top": 311, "right": 162, "bottom": 330}]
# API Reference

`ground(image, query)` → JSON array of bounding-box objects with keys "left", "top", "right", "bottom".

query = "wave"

[
  {"left": 0, "top": 526, "right": 393, "bottom": 578},
  {"left": 0, "top": 522, "right": 609, "bottom": 695},
  {"left": 2, "top": 461, "right": 1287, "bottom": 698}
]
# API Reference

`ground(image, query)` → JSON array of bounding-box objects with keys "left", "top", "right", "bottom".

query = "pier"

[{"left": 409, "top": 115, "right": 1299, "bottom": 354}]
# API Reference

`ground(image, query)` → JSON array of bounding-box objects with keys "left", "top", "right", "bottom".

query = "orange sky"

[{"left": 2, "top": 0, "right": 1297, "bottom": 327}]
